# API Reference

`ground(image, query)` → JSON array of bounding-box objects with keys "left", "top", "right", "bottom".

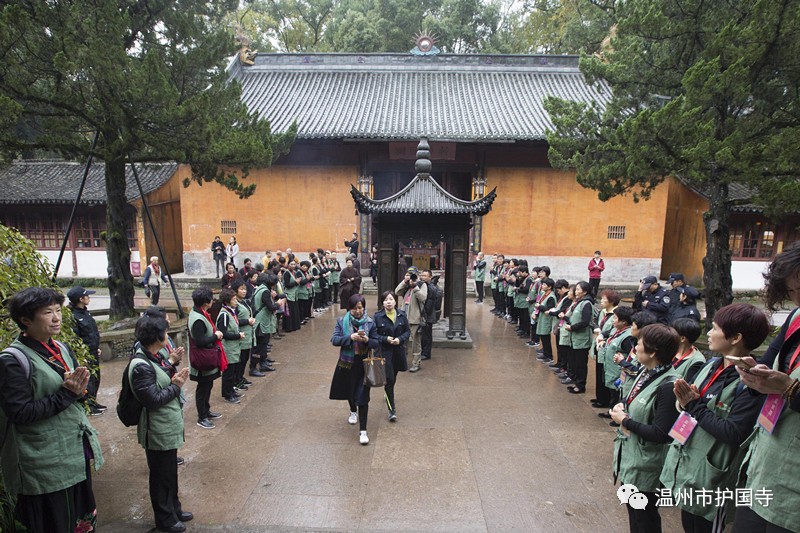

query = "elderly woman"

[
  {"left": 338, "top": 258, "right": 362, "bottom": 311},
  {"left": 188, "top": 287, "right": 224, "bottom": 430},
  {"left": 592, "top": 289, "right": 621, "bottom": 408},
  {"left": 731, "top": 243, "right": 800, "bottom": 533},
  {"left": 329, "top": 294, "right": 379, "bottom": 444},
  {"left": 1, "top": 287, "right": 103, "bottom": 533},
  {"left": 373, "top": 291, "right": 411, "bottom": 422},
  {"left": 143, "top": 256, "right": 169, "bottom": 305},
  {"left": 131, "top": 315, "right": 193, "bottom": 533},
  {"left": 610, "top": 323, "right": 681, "bottom": 533}
]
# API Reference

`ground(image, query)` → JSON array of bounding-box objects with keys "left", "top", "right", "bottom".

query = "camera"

[{"left": 409, "top": 273, "right": 418, "bottom": 282}]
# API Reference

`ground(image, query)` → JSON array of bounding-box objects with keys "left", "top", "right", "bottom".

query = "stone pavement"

[{"left": 92, "top": 302, "right": 681, "bottom": 532}]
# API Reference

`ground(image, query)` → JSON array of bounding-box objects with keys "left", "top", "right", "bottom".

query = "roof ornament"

[
  {"left": 234, "top": 24, "right": 258, "bottom": 66},
  {"left": 415, "top": 138, "right": 432, "bottom": 179},
  {"left": 411, "top": 32, "right": 440, "bottom": 56}
]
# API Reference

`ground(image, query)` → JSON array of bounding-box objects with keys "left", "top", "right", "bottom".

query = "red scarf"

[
  {"left": 200, "top": 308, "right": 228, "bottom": 373},
  {"left": 150, "top": 262, "right": 160, "bottom": 276}
]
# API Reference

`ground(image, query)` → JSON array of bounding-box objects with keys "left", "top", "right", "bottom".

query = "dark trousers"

[
  {"left": 573, "top": 347, "right": 590, "bottom": 390},
  {"left": 323, "top": 287, "right": 331, "bottom": 304},
  {"left": 595, "top": 360, "right": 612, "bottom": 406},
  {"left": 421, "top": 323, "right": 433, "bottom": 358},
  {"left": 347, "top": 401, "right": 369, "bottom": 431},
  {"left": 236, "top": 349, "right": 250, "bottom": 383},
  {"left": 475, "top": 281, "right": 484, "bottom": 301},
  {"left": 150, "top": 285, "right": 161, "bottom": 305},
  {"left": 589, "top": 278, "right": 601, "bottom": 297},
  {"left": 681, "top": 508, "right": 724, "bottom": 533},
  {"left": 495, "top": 290, "right": 506, "bottom": 313},
  {"left": 384, "top": 370, "right": 399, "bottom": 412},
  {"left": 732, "top": 505, "right": 793, "bottom": 533},
  {"left": 214, "top": 257, "right": 225, "bottom": 277},
  {"left": 285, "top": 300, "right": 301, "bottom": 331},
  {"left": 506, "top": 296, "right": 514, "bottom": 317},
  {"left": 332, "top": 282, "right": 340, "bottom": 303},
  {"left": 313, "top": 291, "right": 323, "bottom": 309},
  {"left": 558, "top": 343, "right": 572, "bottom": 372},
  {"left": 540, "top": 332, "right": 553, "bottom": 360},
  {"left": 253, "top": 335, "right": 268, "bottom": 368},
  {"left": 195, "top": 380, "right": 213, "bottom": 420},
  {"left": 86, "top": 351, "right": 101, "bottom": 401},
  {"left": 145, "top": 448, "right": 182, "bottom": 529},
  {"left": 626, "top": 490, "right": 660, "bottom": 533},
  {"left": 221, "top": 362, "right": 237, "bottom": 398},
  {"left": 518, "top": 307, "right": 530, "bottom": 334}
]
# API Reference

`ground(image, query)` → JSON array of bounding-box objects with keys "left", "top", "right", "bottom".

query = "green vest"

[
  {"left": 604, "top": 327, "right": 633, "bottom": 389},
  {"left": 216, "top": 307, "right": 241, "bottom": 364},
  {"left": 513, "top": 281, "right": 529, "bottom": 309},
  {"left": 296, "top": 272, "right": 310, "bottom": 300},
  {"left": 489, "top": 267, "right": 497, "bottom": 289},
  {"left": 673, "top": 347, "right": 707, "bottom": 380},
  {"left": 557, "top": 299, "right": 573, "bottom": 347},
  {"left": 311, "top": 265, "right": 322, "bottom": 292},
  {"left": 739, "top": 352, "right": 800, "bottom": 531},
  {"left": 569, "top": 300, "right": 593, "bottom": 349},
  {"left": 130, "top": 349, "right": 185, "bottom": 451},
  {"left": 613, "top": 367, "right": 679, "bottom": 492},
  {"left": 253, "top": 285, "right": 276, "bottom": 335},
  {"left": 283, "top": 272, "right": 298, "bottom": 301},
  {"left": 660, "top": 360, "right": 745, "bottom": 521},
  {"left": 188, "top": 310, "right": 218, "bottom": 377},
  {"left": 0, "top": 340, "right": 104, "bottom": 496},
  {"left": 330, "top": 263, "right": 341, "bottom": 284},
  {"left": 592, "top": 310, "right": 615, "bottom": 361},
  {"left": 236, "top": 302, "right": 255, "bottom": 349},
  {"left": 535, "top": 293, "right": 557, "bottom": 336},
  {"left": 475, "top": 262, "right": 486, "bottom": 282}
]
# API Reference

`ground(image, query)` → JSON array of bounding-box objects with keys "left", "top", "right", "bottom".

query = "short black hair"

[
  {"left": 243, "top": 258, "right": 251, "bottom": 264},
  {"left": 135, "top": 316, "right": 169, "bottom": 348},
  {"left": 265, "top": 273, "right": 278, "bottom": 288},
  {"left": 576, "top": 281, "right": 592, "bottom": 295},
  {"left": 219, "top": 288, "right": 236, "bottom": 305},
  {"left": 613, "top": 306, "right": 635, "bottom": 325},
  {"left": 142, "top": 306, "right": 167, "bottom": 319},
  {"left": 347, "top": 293, "right": 366, "bottom": 310},
  {"left": 554, "top": 279, "right": 569, "bottom": 291},
  {"left": 639, "top": 324, "right": 681, "bottom": 365},
  {"left": 542, "top": 278, "right": 555, "bottom": 289},
  {"left": 632, "top": 310, "right": 658, "bottom": 330},
  {"left": 300, "top": 260, "right": 311, "bottom": 268},
  {"left": 380, "top": 290, "right": 397, "bottom": 305},
  {"left": 539, "top": 266, "right": 551, "bottom": 276},
  {"left": 192, "top": 287, "right": 213, "bottom": 307},
  {"left": 671, "top": 317, "right": 702, "bottom": 344},
  {"left": 8, "top": 287, "right": 64, "bottom": 330},
  {"left": 231, "top": 279, "right": 246, "bottom": 292},
  {"left": 714, "top": 303, "right": 771, "bottom": 351}
]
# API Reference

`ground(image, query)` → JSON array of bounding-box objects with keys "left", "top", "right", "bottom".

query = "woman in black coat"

[{"left": 372, "top": 290, "right": 411, "bottom": 422}]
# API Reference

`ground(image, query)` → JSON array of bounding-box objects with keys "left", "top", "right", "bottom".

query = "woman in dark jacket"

[
  {"left": 329, "top": 294, "right": 380, "bottom": 445},
  {"left": 187, "top": 287, "right": 223, "bottom": 430},
  {"left": 373, "top": 290, "right": 411, "bottom": 422},
  {"left": 131, "top": 316, "right": 193, "bottom": 533}
]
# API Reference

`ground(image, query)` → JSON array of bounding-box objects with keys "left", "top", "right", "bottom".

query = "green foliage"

[
  {"left": 0, "top": 1, "right": 296, "bottom": 317},
  {"left": 517, "top": 0, "right": 614, "bottom": 54},
  {"left": 544, "top": 0, "right": 800, "bottom": 323}
]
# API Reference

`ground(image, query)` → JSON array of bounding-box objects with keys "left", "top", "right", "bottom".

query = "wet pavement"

[{"left": 91, "top": 301, "right": 681, "bottom": 532}]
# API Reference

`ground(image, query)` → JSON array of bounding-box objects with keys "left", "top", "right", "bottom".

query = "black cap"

[
  {"left": 678, "top": 286, "right": 700, "bottom": 300},
  {"left": 67, "top": 286, "right": 96, "bottom": 301},
  {"left": 668, "top": 273, "right": 685, "bottom": 283},
  {"left": 639, "top": 276, "right": 658, "bottom": 291}
]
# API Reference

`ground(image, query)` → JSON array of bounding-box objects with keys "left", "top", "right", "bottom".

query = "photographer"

[
  {"left": 420, "top": 269, "right": 441, "bottom": 361},
  {"left": 395, "top": 267, "right": 428, "bottom": 372}
]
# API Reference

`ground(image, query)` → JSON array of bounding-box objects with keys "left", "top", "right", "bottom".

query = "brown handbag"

[{"left": 363, "top": 352, "right": 386, "bottom": 388}]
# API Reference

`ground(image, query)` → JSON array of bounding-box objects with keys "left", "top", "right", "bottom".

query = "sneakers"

[
  {"left": 538, "top": 357, "right": 553, "bottom": 364},
  {"left": 409, "top": 365, "right": 420, "bottom": 373},
  {"left": 88, "top": 406, "right": 104, "bottom": 416},
  {"left": 359, "top": 431, "right": 369, "bottom": 445},
  {"left": 197, "top": 419, "right": 215, "bottom": 429},
  {"left": 241, "top": 378, "right": 253, "bottom": 386},
  {"left": 208, "top": 411, "right": 222, "bottom": 419},
  {"left": 388, "top": 410, "right": 397, "bottom": 422},
  {"left": 348, "top": 411, "right": 358, "bottom": 425},
  {"left": 560, "top": 377, "right": 575, "bottom": 385},
  {"left": 93, "top": 402, "right": 108, "bottom": 411},
  {"left": 223, "top": 396, "right": 240, "bottom": 404},
  {"left": 176, "top": 456, "right": 185, "bottom": 466}
]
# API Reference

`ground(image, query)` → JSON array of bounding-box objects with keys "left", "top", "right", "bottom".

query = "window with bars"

[
  {"left": 4, "top": 212, "right": 137, "bottom": 250},
  {"left": 221, "top": 220, "right": 237, "bottom": 234},
  {"left": 607, "top": 225, "right": 626, "bottom": 240},
  {"left": 730, "top": 222, "right": 780, "bottom": 260}
]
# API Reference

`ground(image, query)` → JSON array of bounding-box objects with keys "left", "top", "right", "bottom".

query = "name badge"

[
  {"left": 757, "top": 394, "right": 785, "bottom": 435},
  {"left": 668, "top": 411, "right": 698, "bottom": 445}
]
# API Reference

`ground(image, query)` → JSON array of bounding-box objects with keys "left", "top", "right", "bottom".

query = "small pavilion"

[{"left": 351, "top": 138, "right": 496, "bottom": 340}]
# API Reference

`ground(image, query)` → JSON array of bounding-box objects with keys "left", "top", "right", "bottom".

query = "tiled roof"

[
  {"left": 229, "top": 53, "right": 610, "bottom": 141},
  {"left": 684, "top": 180, "right": 774, "bottom": 213},
  {"left": 351, "top": 177, "right": 496, "bottom": 215},
  {"left": 0, "top": 160, "right": 177, "bottom": 205}
]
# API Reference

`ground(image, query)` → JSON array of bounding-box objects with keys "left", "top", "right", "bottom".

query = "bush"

[{"left": 0, "top": 224, "right": 92, "bottom": 529}]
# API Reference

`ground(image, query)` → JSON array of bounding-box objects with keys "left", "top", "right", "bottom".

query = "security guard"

[
  {"left": 640, "top": 275, "right": 671, "bottom": 324},
  {"left": 68, "top": 286, "right": 105, "bottom": 415}
]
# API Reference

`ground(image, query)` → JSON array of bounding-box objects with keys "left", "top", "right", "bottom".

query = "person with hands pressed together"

[
  {"left": 661, "top": 303, "right": 769, "bottom": 533},
  {"left": 216, "top": 288, "right": 246, "bottom": 404},
  {"left": 130, "top": 316, "right": 193, "bottom": 533},
  {"left": 373, "top": 291, "right": 411, "bottom": 422},
  {"left": 0, "top": 287, "right": 104, "bottom": 533},
  {"left": 187, "top": 287, "right": 224, "bottom": 430},
  {"left": 611, "top": 323, "right": 681, "bottom": 533},
  {"left": 730, "top": 242, "right": 800, "bottom": 533}
]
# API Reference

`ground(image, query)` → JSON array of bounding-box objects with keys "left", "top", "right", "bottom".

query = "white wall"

[
  {"left": 730, "top": 260, "right": 769, "bottom": 291},
  {"left": 39, "top": 250, "right": 141, "bottom": 279}
]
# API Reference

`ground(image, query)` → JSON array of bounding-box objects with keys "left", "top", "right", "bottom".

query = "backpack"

[{"left": 117, "top": 355, "right": 147, "bottom": 427}]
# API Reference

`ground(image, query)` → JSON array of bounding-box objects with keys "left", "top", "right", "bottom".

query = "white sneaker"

[
  {"left": 359, "top": 431, "right": 369, "bottom": 445},
  {"left": 348, "top": 411, "right": 358, "bottom": 425}
]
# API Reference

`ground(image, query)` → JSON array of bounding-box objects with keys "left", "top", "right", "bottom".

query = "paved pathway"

[{"left": 92, "top": 302, "right": 681, "bottom": 532}]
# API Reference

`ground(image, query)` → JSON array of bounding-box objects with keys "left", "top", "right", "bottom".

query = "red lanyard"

[
  {"left": 672, "top": 348, "right": 695, "bottom": 368},
  {"left": 201, "top": 309, "right": 218, "bottom": 334},
  {"left": 699, "top": 364, "right": 727, "bottom": 397},
  {"left": 37, "top": 340, "right": 69, "bottom": 371},
  {"left": 785, "top": 310, "right": 800, "bottom": 373},
  {"left": 607, "top": 326, "right": 630, "bottom": 343}
]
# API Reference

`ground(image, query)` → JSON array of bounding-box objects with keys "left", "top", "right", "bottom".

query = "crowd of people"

[
  {"left": 1, "top": 241, "right": 798, "bottom": 533},
  {"left": 478, "top": 246, "right": 800, "bottom": 533}
]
